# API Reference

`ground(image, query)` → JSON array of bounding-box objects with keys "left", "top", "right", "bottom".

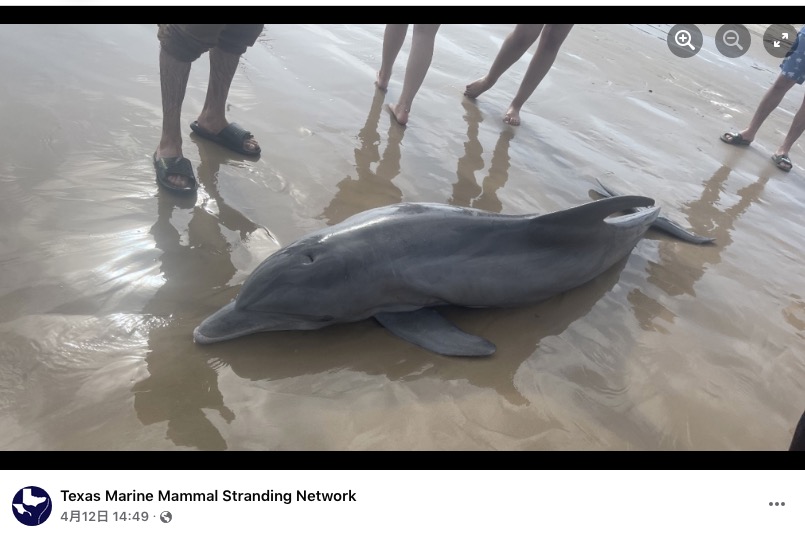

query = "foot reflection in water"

[
  {"left": 629, "top": 164, "right": 769, "bottom": 331},
  {"left": 451, "top": 98, "right": 514, "bottom": 213},
  {"left": 321, "top": 89, "right": 404, "bottom": 226}
]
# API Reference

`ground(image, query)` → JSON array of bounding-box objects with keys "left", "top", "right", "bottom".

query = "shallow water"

[{"left": 0, "top": 24, "right": 803, "bottom": 450}]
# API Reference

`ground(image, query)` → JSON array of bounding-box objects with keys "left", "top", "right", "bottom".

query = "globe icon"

[{"left": 160, "top": 511, "right": 173, "bottom": 523}]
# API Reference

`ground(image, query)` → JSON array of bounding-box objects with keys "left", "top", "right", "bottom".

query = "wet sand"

[{"left": 0, "top": 24, "right": 803, "bottom": 451}]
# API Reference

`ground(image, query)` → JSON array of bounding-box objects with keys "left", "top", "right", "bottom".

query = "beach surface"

[{"left": 0, "top": 24, "right": 803, "bottom": 450}]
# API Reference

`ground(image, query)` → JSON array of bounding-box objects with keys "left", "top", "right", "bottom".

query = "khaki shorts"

[{"left": 158, "top": 24, "right": 264, "bottom": 62}]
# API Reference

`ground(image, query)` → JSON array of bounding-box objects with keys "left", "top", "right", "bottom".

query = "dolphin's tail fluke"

[{"left": 594, "top": 179, "right": 715, "bottom": 245}]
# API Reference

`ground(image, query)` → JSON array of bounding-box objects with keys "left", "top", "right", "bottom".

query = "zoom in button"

[{"left": 668, "top": 24, "right": 703, "bottom": 58}]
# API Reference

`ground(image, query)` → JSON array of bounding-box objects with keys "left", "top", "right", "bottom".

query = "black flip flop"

[
  {"left": 771, "top": 153, "right": 793, "bottom": 172},
  {"left": 153, "top": 152, "right": 197, "bottom": 193},
  {"left": 720, "top": 132, "right": 751, "bottom": 146},
  {"left": 189, "top": 121, "right": 261, "bottom": 157}
]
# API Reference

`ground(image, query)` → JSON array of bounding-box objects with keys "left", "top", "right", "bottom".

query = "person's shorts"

[
  {"left": 781, "top": 26, "right": 805, "bottom": 85},
  {"left": 158, "top": 24, "right": 264, "bottom": 62}
]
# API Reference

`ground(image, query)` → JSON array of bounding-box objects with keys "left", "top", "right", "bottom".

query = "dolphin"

[{"left": 193, "top": 183, "right": 714, "bottom": 356}]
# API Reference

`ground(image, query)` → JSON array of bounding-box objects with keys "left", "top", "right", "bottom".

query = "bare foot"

[
  {"left": 155, "top": 147, "right": 194, "bottom": 190},
  {"left": 375, "top": 69, "right": 391, "bottom": 92},
  {"left": 464, "top": 77, "right": 493, "bottom": 99},
  {"left": 387, "top": 103, "right": 409, "bottom": 126},
  {"left": 503, "top": 106, "right": 522, "bottom": 126},
  {"left": 194, "top": 116, "right": 260, "bottom": 153}
]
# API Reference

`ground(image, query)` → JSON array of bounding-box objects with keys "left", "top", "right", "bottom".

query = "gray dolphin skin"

[{"left": 193, "top": 183, "right": 714, "bottom": 356}]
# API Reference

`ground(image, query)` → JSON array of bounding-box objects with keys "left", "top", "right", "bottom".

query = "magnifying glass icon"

[
  {"left": 674, "top": 29, "right": 696, "bottom": 51},
  {"left": 723, "top": 29, "right": 744, "bottom": 51}
]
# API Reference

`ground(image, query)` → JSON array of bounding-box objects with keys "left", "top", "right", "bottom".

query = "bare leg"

[
  {"left": 156, "top": 46, "right": 193, "bottom": 189},
  {"left": 388, "top": 24, "right": 440, "bottom": 125},
  {"left": 773, "top": 93, "right": 805, "bottom": 170},
  {"left": 464, "top": 24, "right": 543, "bottom": 99},
  {"left": 504, "top": 24, "right": 573, "bottom": 126},
  {"left": 733, "top": 74, "right": 797, "bottom": 143},
  {"left": 376, "top": 24, "right": 408, "bottom": 91},
  {"left": 194, "top": 47, "right": 259, "bottom": 153}
]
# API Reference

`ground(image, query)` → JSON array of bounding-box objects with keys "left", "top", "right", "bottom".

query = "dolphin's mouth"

[
  {"left": 193, "top": 301, "right": 337, "bottom": 344},
  {"left": 193, "top": 325, "right": 257, "bottom": 344},
  {"left": 193, "top": 301, "right": 270, "bottom": 344}
]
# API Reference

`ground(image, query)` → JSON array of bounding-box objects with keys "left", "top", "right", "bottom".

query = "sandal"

[
  {"left": 771, "top": 153, "right": 792, "bottom": 172},
  {"left": 153, "top": 152, "right": 197, "bottom": 193},
  {"left": 720, "top": 132, "right": 751, "bottom": 146},
  {"left": 190, "top": 121, "right": 261, "bottom": 157}
]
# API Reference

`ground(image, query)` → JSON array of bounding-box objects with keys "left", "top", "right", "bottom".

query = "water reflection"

[
  {"left": 629, "top": 164, "right": 769, "bottom": 332},
  {"left": 321, "top": 89, "right": 404, "bottom": 225},
  {"left": 133, "top": 139, "right": 264, "bottom": 450},
  {"left": 450, "top": 99, "right": 514, "bottom": 213}
]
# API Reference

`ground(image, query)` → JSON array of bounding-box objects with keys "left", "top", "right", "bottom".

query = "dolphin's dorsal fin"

[
  {"left": 533, "top": 195, "right": 655, "bottom": 226},
  {"left": 593, "top": 180, "right": 716, "bottom": 244},
  {"left": 375, "top": 309, "right": 496, "bottom": 357}
]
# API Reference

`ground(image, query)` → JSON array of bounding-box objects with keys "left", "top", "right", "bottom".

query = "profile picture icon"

[{"left": 11, "top": 486, "right": 52, "bottom": 526}]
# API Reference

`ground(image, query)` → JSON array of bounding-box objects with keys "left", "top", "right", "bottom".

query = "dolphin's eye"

[{"left": 303, "top": 254, "right": 314, "bottom": 264}]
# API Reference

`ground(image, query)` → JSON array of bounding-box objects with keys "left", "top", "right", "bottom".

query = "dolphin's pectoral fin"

[{"left": 374, "top": 309, "right": 496, "bottom": 357}]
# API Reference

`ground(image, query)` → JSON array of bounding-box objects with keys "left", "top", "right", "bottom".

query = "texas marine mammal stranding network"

[{"left": 58, "top": 488, "right": 357, "bottom": 503}]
